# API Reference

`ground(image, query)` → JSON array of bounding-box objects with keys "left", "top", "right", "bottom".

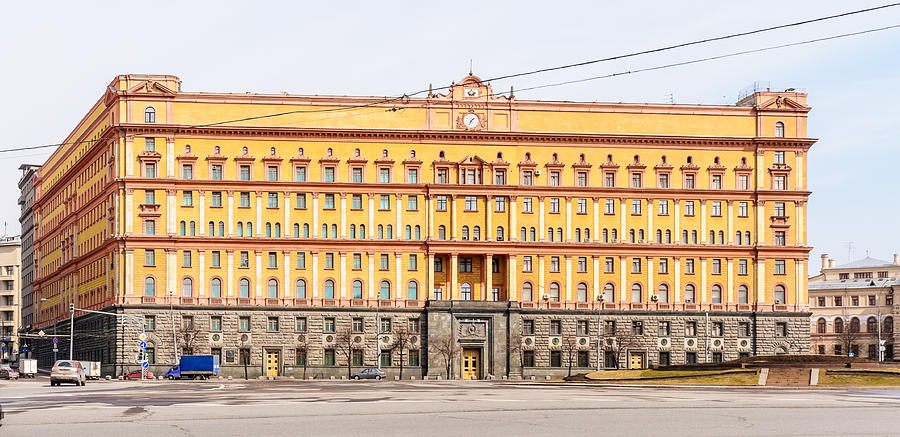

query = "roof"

[
  {"left": 830, "top": 256, "right": 896, "bottom": 269},
  {"left": 808, "top": 277, "right": 898, "bottom": 291}
]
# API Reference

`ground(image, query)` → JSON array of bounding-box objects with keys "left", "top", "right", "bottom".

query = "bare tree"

[
  {"left": 429, "top": 333, "right": 460, "bottom": 379},
  {"left": 836, "top": 316, "right": 863, "bottom": 358},
  {"left": 606, "top": 323, "right": 641, "bottom": 370},
  {"left": 177, "top": 319, "right": 200, "bottom": 356},
  {"left": 296, "top": 335, "right": 309, "bottom": 380},
  {"left": 334, "top": 326, "right": 356, "bottom": 379},
  {"left": 561, "top": 336, "right": 579, "bottom": 377},
  {"left": 390, "top": 324, "right": 413, "bottom": 380}
]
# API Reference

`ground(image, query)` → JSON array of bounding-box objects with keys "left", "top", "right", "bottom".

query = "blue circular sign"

[
  {"left": 52, "top": 338, "right": 59, "bottom": 344},
  {"left": 139, "top": 341, "right": 146, "bottom": 349},
  {"left": 141, "top": 361, "right": 149, "bottom": 369}
]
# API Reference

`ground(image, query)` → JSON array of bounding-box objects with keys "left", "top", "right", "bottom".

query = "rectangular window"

[
  {"left": 684, "top": 201, "right": 694, "bottom": 216},
  {"left": 711, "top": 201, "right": 722, "bottom": 216},
  {"left": 738, "top": 202, "right": 748, "bottom": 217},
  {"left": 711, "top": 322, "right": 723, "bottom": 336},
  {"left": 711, "top": 174, "right": 722, "bottom": 190},
  {"left": 522, "top": 197, "right": 533, "bottom": 213},
  {"left": 774, "top": 259, "right": 786, "bottom": 275},
  {"left": 658, "top": 321, "right": 671, "bottom": 336},
  {"left": 144, "top": 249, "right": 156, "bottom": 266},
  {"left": 324, "top": 253, "right": 334, "bottom": 269},
  {"left": 632, "top": 257, "right": 641, "bottom": 274},
  {"left": 210, "top": 316, "right": 222, "bottom": 331},
  {"left": 408, "top": 318, "right": 420, "bottom": 334},
  {"left": 144, "top": 220, "right": 156, "bottom": 235},
  {"left": 577, "top": 321, "right": 589, "bottom": 336},
  {"left": 240, "top": 251, "right": 249, "bottom": 268},
  {"left": 324, "top": 317, "right": 336, "bottom": 333},
  {"left": 495, "top": 170, "right": 506, "bottom": 185},
  {"left": 239, "top": 316, "right": 250, "bottom": 331},
  {"left": 435, "top": 195, "right": 447, "bottom": 212},
  {"left": 868, "top": 295, "right": 876, "bottom": 306},
  {"left": 465, "top": 196, "right": 478, "bottom": 211},
  {"left": 577, "top": 198, "right": 587, "bottom": 214},
  {"left": 684, "top": 174, "right": 695, "bottom": 189},
  {"left": 352, "top": 253, "right": 362, "bottom": 270},
  {"left": 352, "top": 317, "right": 364, "bottom": 333},
  {"left": 296, "top": 317, "right": 307, "bottom": 332},
  {"left": 523, "top": 320, "right": 535, "bottom": 335},
  {"left": 605, "top": 257, "right": 614, "bottom": 274},
  {"left": 267, "top": 317, "right": 279, "bottom": 332},
  {"left": 267, "top": 192, "right": 278, "bottom": 208},
  {"left": 144, "top": 315, "right": 156, "bottom": 330},
  {"left": 550, "top": 198, "right": 560, "bottom": 213},
  {"left": 379, "top": 167, "right": 390, "bottom": 183},
  {"left": 350, "top": 167, "right": 363, "bottom": 183},
  {"left": 576, "top": 171, "right": 587, "bottom": 187},
  {"left": 631, "top": 199, "right": 641, "bottom": 215},
  {"left": 631, "top": 172, "right": 642, "bottom": 188},
  {"left": 408, "top": 350, "right": 420, "bottom": 367},
  {"left": 549, "top": 171, "right": 560, "bottom": 186},
  {"left": 738, "top": 259, "right": 748, "bottom": 275},
  {"left": 712, "top": 259, "right": 721, "bottom": 275},
  {"left": 407, "top": 168, "right": 418, "bottom": 183},
  {"left": 182, "top": 191, "right": 193, "bottom": 207},
  {"left": 324, "top": 193, "right": 335, "bottom": 209},
  {"left": 495, "top": 196, "right": 506, "bottom": 212},
  {"left": 408, "top": 254, "right": 417, "bottom": 271},
  {"left": 659, "top": 258, "right": 668, "bottom": 274},
  {"left": 550, "top": 256, "right": 560, "bottom": 273},
  {"left": 380, "top": 254, "right": 389, "bottom": 270},
  {"left": 182, "top": 250, "right": 192, "bottom": 267},
  {"left": 211, "top": 191, "right": 222, "bottom": 207},
  {"left": 380, "top": 351, "right": 391, "bottom": 368},
  {"left": 347, "top": 194, "right": 361, "bottom": 210},
  {"left": 144, "top": 189, "right": 156, "bottom": 205},
  {"left": 685, "top": 258, "right": 695, "bottom": 275},
  {"left": 774, "top": 151, "right": 785, "bottom": 164},
  {"left": 325, "top": 350, "right": 336, "bottom": 366},
  {"left": 268, "top": 252, "right": 277, "bottom": 268},
  {"left": 434, "top": 257, "right": 443, "bottom": 273},
  {"left": 550, "top": 320, "right": 561, "bottom": 335},
  {"left": 577, "top": 257, "right": 587, "bottom": 273},
  {"left": 658, "top": 173, "right": 669, "bottom": 188},
  {"left": 738, "top": 174, "right": 749, "bottom": 190},
  {"left": 380, "top": 318, "right": 391, "bottom": 333},
  {"left": 295, "top": 166, "right": 307, "bottom": 182},
  {"left": 605, "top": 199, "right": 615, "bottom": 214},
  {"left": 460, "top": 257, "right": 473, "bottom": 273},
  {"left": 631, "top": 321, "right": 644, "bottom": 335},
  {"left": 380, "top": 195, "right": 391, "bottom": 210},
  {"left": 237, "top": 165, "right": 249, "bottom": 181},
  {"left": 739, "top": 322, "right": 751, "bottom": 337},
  {"left": 773, "top": 175, "right": 787, "bottom": 190},
  {"left": 604, "top": 172, "right": 615, "bottom": 187},
  {"left": 182, "top": 164, "right": 193, "bottom": 180},
  {"left": 658, "top": 200, "right": 669, "bottom": 215},
  {"left": 774, "top": 202, "right": 786, "bottom": 217},
  {"left": 685, "top": 321, "right": 697, "bottom": 337},
  {"left": 436, "top": 168, "right": 448, "bottom": 184},
  {"left": 324, "top": 167, "right": 335, "bottom": 182},
  {"left": 775, "top": 322, "right": 787, "bottom": 337},
  {"left": 210, "top": 164, "right": 223, "bottom": 180},
  {"left": 522, "top": 256, "right": 533, "bottom": 272},
  {"left": 774, "top": 231, "right": 786, "bottom": 246},
  {"left": 407, "top": 195, "right": 418, "bottom": 211},
  {"left": 522, "top": 170, "right": 533, "bottom": 186},
  {"left": 352, "top": 350, "right": 364, "bottom": 366},
  {"left": 145, "top": 137, "right": 155, "bottom": 151},
  {"left": 296, "top": 252, "right": 306, "bottom": 269}
]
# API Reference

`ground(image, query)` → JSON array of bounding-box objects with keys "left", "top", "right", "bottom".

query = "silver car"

[{"left": 50, "top": 360, "right": 86, "bottom": 386}]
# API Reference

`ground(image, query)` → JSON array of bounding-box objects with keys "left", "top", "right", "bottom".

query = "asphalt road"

[{"left": 2, "top": 376, "right": 899, "bottom": 436}]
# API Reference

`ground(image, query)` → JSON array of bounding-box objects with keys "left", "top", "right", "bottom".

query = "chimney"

[
  {"left": 894, "top": 253, "right": 899, "bottom": 266},
  {"left": 821, "top": 254, "right": 829, "bottom": 274},
  {"left": 829, "top": 258, "right": 836, "bottom": 269}
]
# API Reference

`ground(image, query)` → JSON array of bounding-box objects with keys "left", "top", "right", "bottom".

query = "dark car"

[
  {"left": 350, "top": 367, "right": 387, "bottom": 380},
  {"left": 122, "top": 370, "right": 154, "bottom": 380}
]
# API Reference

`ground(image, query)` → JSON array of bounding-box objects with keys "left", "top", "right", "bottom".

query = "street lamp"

[{"left": 595, "top": 293, "right": 604, "bottom": 372}]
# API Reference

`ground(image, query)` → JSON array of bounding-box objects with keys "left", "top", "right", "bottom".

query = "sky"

[{"left": 0, "top": 0, "right": 898, "bottom": 274}]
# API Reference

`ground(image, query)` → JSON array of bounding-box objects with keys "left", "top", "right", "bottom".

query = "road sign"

[
  {"left": 38, "top": 330, "right": 45, "bottom": 337},
  {"left": 880, "top": 340, "right": 887, "bottom": 345},
  {"left": 849, "top": 353, "right": 855, "bottom": 357},
  {"left": 139, "top": 341, "right": 146, "bottom": 349},
  {"left": 141, "top": 361, "right": 149, "bottom": 369},
  {"left": 53, "top": 348, "right": 58, "bottom": 353},
  {"left": 52, "top": 337, "right": 59, "bottom": 344},
  {"left": 1, "top": 346, "right": 5, "bottom": 352},
  {"left": 139, "top": 333, "right": 148, "bottom": 341}
]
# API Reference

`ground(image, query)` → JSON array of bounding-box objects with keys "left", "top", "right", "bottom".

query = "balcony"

[{"left": 769, "top": 216, "right": 791, "bottom": 227}]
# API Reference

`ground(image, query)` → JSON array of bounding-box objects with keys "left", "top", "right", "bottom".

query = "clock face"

[{"left": 463, "top": 113, "right": 480, "bottom": 129}]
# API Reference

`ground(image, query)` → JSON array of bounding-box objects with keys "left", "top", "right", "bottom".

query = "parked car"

[
  {"left": 122, "top": 370, "right": 154, "bottom": 380},
  {"left": 0, "top": 365, "right": 19, "bottom": 380},
  {"left": 50, "top": 360, "right": 86, "bottom": 386},
  {"left": 350, "top": 368, "right": 387, "bottom": 380}
]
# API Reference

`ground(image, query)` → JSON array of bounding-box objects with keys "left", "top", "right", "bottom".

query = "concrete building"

[
  {"left": 18, "top": 164, "right": 39, "bottom": 356},
  {"left": 31, "top": 74, "right": 812, "bottom": 378},
  {"left": 0, "top": 237, "right": 21, "bottom": 362},
  {"left": 809, "top": 254, "right": 899, "bottom": 360}
]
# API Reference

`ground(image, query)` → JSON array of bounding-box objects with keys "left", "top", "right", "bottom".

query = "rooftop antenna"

[
  {"left": 846, "top": 241, "right": 855, "bottom": 262},
  {"left": 665, "top": 93, "right": 674, "bottom": 104},
  {"left": 469, "top": 59, "right": 473, "bottom": 76}
]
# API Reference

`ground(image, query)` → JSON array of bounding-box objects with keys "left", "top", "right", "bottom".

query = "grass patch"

[
  {"left": 818, "top": 369, "right": 900, "bottom": 386},
  {"left": 585, "top": 369, "right": 747, "bottom": 380},
  {"left": 624, "top": 372, "right": 759, "bottom": 386}
]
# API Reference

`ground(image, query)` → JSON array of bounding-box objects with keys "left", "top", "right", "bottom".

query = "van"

[{"left": 50, "top": 360, "right": 87, "bottom": 386}]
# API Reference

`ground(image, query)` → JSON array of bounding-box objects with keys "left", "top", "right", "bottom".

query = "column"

[
  {"left": 226, "top": 250, "right": 234, "bottom": 296},
  {"left": 674, "top": 200, "right": 680, "bottom": 242},
  {"left": 125, "top": 136, "right": 134, "bottom": 176},
  {"left": 700, "top": 258, "right": 707, "bottom": 302},
  {"left": 538, "top": 197, "right": 546, "bottom": 241},
  {"left": 367, "top": 252, "right": 375, "bottom": 298},
  {"left": 592, "top": 256, "right": 600, "bottom": 300},
  {"left": 619, "top": 198, "right": 627, "bottom": 241},
  {"left": 450, "top": 253, "right": 459, "bottom": 300},
  {"left": 674, "top": 257, "right": 681, "bottom": 302},
  {"left": 199, "top": 251, "right": 206, "bottom": 296},
  {"left": 647, "top": 199, "right": 654, "bottom": 243},
  {"left": 485, "top": 254, "right": 493, "bottom": 301},
  {"left": 395, "top": 196, "right": 402, "bottom": 240},
  {"left": 427, "top": 196, "right": 434, "bottom": 239},
  {"left": 198, "top": 191, "right": 206, "bottom": 236},
  {"left": 756, "top": 259, "right": 766, "bottom": 303},
  {"left": 508, "top": 256, "right": 518, "bottom": 301},
  {"left": 340, "top": 252, "right": 347, "bottom": 298},
  {"left": 284, "top": 191, "right": 292, "bottom": 238},
  {"left": 565, "top": 197, "right": 572, "bottom": 242},
  {"left": 125, "top": 249, "right": 134, "bottom": 295},
  {"left": 565, "top": 255, "right": 573, "bottom": 301},
  {"left": 166, "top": 189, "right": 176, "bottom": 233},
  {"left": 509, "top": 196, "right": 518, "bottom": 241},
  {"left": 619, "top": 256, "right": 627, "bottom": 302},
  {"left": 339, "top": 194, "right": 347, "bottom": 238},
  {"left": 700, "top": 200, "right": 707, "bottom": 244},
  {"left": 255, "top": 192, "right": 263, "bottom": 237},
  {"left": 727, "top": 201, "right": 734, "bottom": 244},
  {"left": 486, "top": 195, "right": 493, "bottom": 241},
  {"left": 592, "top": 198, "right": 599, "bottom": 242},
  {"left": 311, "top": 252, "right": 319, "bottom": 297},
  {"left": 367, "top": 195, "right": 375, "bottom": 239},
  {"left": 314, "top": 193, "right": 321, "bottom": 236},
  {"left": 756, "top": 201, "right": 766, "bottom": 245},
  {"left": 726, "top": 258, "right": 734, "bottom": 302},
  {"left": 538, "top": 256, "right": 546, "bottom": 299},
  {"left": 255, "top": 251, "right": 262, "bottom": 296},
  {"left": 450, "top": 195, "right": 458, "bottom": 240},
  {"left": 125, "top": 189, "right": 134, "bottom": 233},
  {"left": 166, "top": 138, "right": 175, "bottom": 177},
  {"left": 227, "top": 191, "right": 234, "bottom": 236},
  {"left": 647, "top": 256, "right": 654, "bottom": 302},
  {"left": 394, "top": 253, "right": 402, "bottom": 299},
  {"left": 427, "top": 253, "right": 435, "bottom": 299},
  {"left": 283, "top": 251, "right": 291, "bottom": 297},
  {"left": 796, "top": 201, "right": 805, "bottom": 245},
  {"left": 755, "top": 150, "right": 766, "bottom": 188}
]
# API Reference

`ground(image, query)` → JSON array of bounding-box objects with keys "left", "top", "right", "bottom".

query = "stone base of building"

[{"left": 31, "top": 302, "right": 810, "bottom": 379}]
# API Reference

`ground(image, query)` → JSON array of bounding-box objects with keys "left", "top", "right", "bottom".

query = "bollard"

[
  {"left": 410, "top": 376, "right": 415, "bottom": 380},
  {"left": 330, "top": 376, "right": 335, "bottom": 380},
  {"left": 227, "top": 376, "right": 233, "bottom": 380},
  {"left": 530, "top": 375, "right": 536, "bottom": 381},
  {"left": 394, "top": 376, "right": 399, "bottom": 380},
  {"left": 308, "top": 376, "right": 314, "bottom": 380},
  {"left": 341, "top": 376, "right": 346, "bottom": 380}
]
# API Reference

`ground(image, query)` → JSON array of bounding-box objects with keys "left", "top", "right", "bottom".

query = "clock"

[{"left": 463, "top": 113, "right": 480, "bottom": 129}]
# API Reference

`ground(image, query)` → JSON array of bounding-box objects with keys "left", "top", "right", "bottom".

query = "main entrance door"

[
  {"left": 629, "top": 352, "right": 644, "bottom": 369},
  {"left": 462, "top": 348, "right": 480, "bottom": 380},
  {"left": 265, "top": 350, "right": 280, "bottom": 377}
]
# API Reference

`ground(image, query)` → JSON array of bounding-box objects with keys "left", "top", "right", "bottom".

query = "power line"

[{"left": 1, "top": 3, "right": 898, "bottom": 154}]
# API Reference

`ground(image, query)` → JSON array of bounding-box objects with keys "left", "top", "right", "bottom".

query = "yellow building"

[{"left": 30, "top": 74, "right": 812, "bottom": 378}]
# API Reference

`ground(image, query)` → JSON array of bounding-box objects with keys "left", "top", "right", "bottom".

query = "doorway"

[
  {"left": 629, "top": 352, "right": 644, "bottom": 369},
  {"left": 462, "top": 348, "right": 480, "bottom": 380},
  {"left": 265, "top": 349, "right": 280, "bottom": 377}
]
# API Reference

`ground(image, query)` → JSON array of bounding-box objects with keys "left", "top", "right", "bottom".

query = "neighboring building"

[
  {"left": 31, "top": 74, "right": 813, "bottom": 378},
  {"left": 18, "top": 164, "right": 40, "bottom": 356},
  {"left": 809, "top": 254, "right": 899, "bottom": 361},
  {"left": 0, "top": 237, "right": 21, "bottom": 362}
]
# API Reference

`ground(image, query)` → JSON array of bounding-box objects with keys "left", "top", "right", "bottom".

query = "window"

[
  {"left": 631, "top": 283, "right": 642, "bottom": 303},
  {"left": 144, "top": 277, "right": 156, "bottom": 296},
  {"left": 296, "top": 252, "right": 306, "bottom": 269},
  {"left": 684, "top": 174, "right": 695, "bottom": 189},
  {"left": 406, "top": 195, "right": 418, "bottom": 211},
  {"left": 267, "top": 317, "right": 279, "bottom": 332},
  {"left": 323, "top": 317, "right": 336, "bottom": 333},
  {"left": 774, "top": 122, "right": 785, "bottom": 138},
  {"left": 577, "top": 257, "right": 587, "bottom": 273},
  {"left": 576, "top": 198, "right": 587, "bottom": 215},
  {"left": 774, "top": 285, "right": 786, "bottom": 304},
  {"left": 238, "top": 165, "right": 251, "bottom": 181},
  {"left": 211, "top": 191, "right": 222, "bottom": 207},
  {"left": 577, "top": 320, "right": 589, "bottom": 336},
  {"left": 684, "top": 201, "right": 694, "bottom": 216},
  {"left": 460, "top": 257, "right": 473, "bottom": 273},
  {"left": 522, "top": 170, "right": 533, "bottom": 185},
  {"left": 711, "top": 285, "right": 722, "bottom": 303},
  {"left": 324, "top": 350, "right": 336, "bottom": 366},
  {"left": 351, "top": 167, "right": 363, "bottom": 183},
  {"left": 549, "top": 282, "right": 560, "bottom": 301},
  {"left": 738, "top": 202, "right": 748, "bottom": 217},
  {"left": 407, "top": 168, "right": 418, "bottom": 183},
  {"left": 816, "top": 318, "right": 827, "bottom": 334},
  {"left": 657, "top": 284, "right": 669, "bottom": 302},
  {"left": 465, "top": 196, "right": 478, "bottom": 211},
  {"left": 658, "top": 321, "right": 671, "bottom": 336},
  {"left": 144, "top": 249, "right": 156, "bottom": 266},
  {"left": 834, "top": 318, "right": 844, "bottom": 333},
  {"left": 296, "top": 317, "right": 307, "bottom": 332},
  {"left": 352, "top": 280, "right": 363, "bottom": 299},
  {"left": 379, "top": 167, "right": 391, "bottom": 183},
  {"left": 549, "top": 171, "right": 560, "bottom": 186},
  {"left": 738, "top": 285, "right": 749, "bottom": 303},
  {"left": 522, "top": 256, "right": 533, "bottom": 272},
  {"left": 144, "top": 107, "right": 156, "bottom": 123},
  {"left": 496, "top": 226, "right": 504, "bottom": 241},
  {"left": 239, "top": 316, "right": 250, "bottom": 331},
  {"left": 712, "top": 259, "right": 721, "bottom": 275},
  {"left": 577, "top": 283, "right": 588, "bottom": 302},
  {"left": 658, "top": 200, "right": 669, "bottom": 215},
  {"left": 868, "top": 295, "right": 877, "bottom": 306},
  {"left": 631, "top": 321, "right": 644, "bottom": 335},
  {"left": 773, "top": 175, "right": 786, "bottom": 190},
  {"left": 380, "top": 195, "right": 391, "bottom": 210},
  {"left": 210, "top": 278, "right": 222, "bottom": 297},
  {"left": 435, "top": 195, "right": 447, "bottom": 212},
  {"left": 523, "top": 320, "right": 535, "bottom": 335},
  {"left": 738, "top": 174, "right": 749, "bottom": 190},
  {"left": 684, "top": 284, "right": 696, "bottom": 303},
  {"left": 522, "top": 197, "right": 533, "bottom": 213},
  {"left": 631, "top": 258, "right": 641, "bottom": 274},
  {"left": 775, "top": 322, "right": 787, "bottom": 337},
  {"left": 436, "top": 168, "right": 448, "bottom": 184},
  {"left": 658, "top": 173, "right": 669, "bottom": 188},
  {"left": 774, "top": 231, "right": 786, "bottom": 246},
  {"left": 550, "top": 320, "right": 561, "bottom": 335},
  {"left": 774, "top": 260, "right": 786, "bottom": 275},
  {"left": 685, "top": 259, "right": 695, "bottom": 275},
  {"left": 774, "top": 202, "right": 786, "bottom": 217},
  {"left": 211, "top": 164, "right": 223, "bottom": 180},
  {"left": 144, "top": 315, "right": 156, "bottom": 330},
  {"left": 631, "top": 200, "right": 641, "bottom": 215},
  {"left": 324, "top": 167, "right": 335, "bottom": 182},
  {"left": 494, "top": 196, "right": 506, "bottom": 212},
  {"left": 711, "top": 201, "right": 721, "bottom": 216},
  {"left": 631, "top": 172, "right": 642, "bottom": 188},
  {"left": 576, "top": 171, "right": 587, "bottom": 187},
  {"left": 182, "top": 164, "right": 193, "bottom": 180},
  {"left": 711, "top": 175, "right": 722, "bottom": 190},
  {"left": 379, "top": 281, "right": 391, "bottom": 299},
  {"left": 550, "top": 256, "right": 560, "bottom": 273},
  {"left": 495, "top": 170, "right": 506, "bottom": 185},
  {"left": 239, "top": 278, "right": 250, "bottom": 297}
]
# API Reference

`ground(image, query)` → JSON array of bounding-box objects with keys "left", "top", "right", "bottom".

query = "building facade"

[
  {"left": 18, "top": 164, "right": 40, "bottom": 355},
  {"left": 808, "top": 254, "right": 899, "bottom": 361},
  {"left": 0, "top": 237, "right": 21, "bottom": 362},
  {"left": 30, "top": 74, "right": 812, "bottom": 378}
]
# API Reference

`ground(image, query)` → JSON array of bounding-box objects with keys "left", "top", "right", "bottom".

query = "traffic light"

[{"left": 69, "top": 303, "right": 75, "bottom": 314}]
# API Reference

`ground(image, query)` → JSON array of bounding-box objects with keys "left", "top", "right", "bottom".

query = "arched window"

[
  {"left": 303, "top": 223, "right": 310, "bottom": 238},
  {"left": 738, "top": 285, "right": 749, "bottom": 304},
  {"left": 144, "top": 107, "right": 156, "bottom": 123},
  {"left": 210, "top": 278, "right": 222, "bottom": 297},
  {"left": 380, "top": 280, "right": 391, "bottom": 300},
  {"left": 817, "top": 318, "right": 827, "bottom": 334},
  {"left": 349, "top": 224, "right": 356, "bottom": 239},
  {"left": 549, "top": 282, "right": 560, "bottom": 301},
  {"left": 548, "top": 227, "right": 554, "bottom": 242},
  {"left": 522, "top": 282, "right": 533, "bottom": 301},
  {"left": 414, "top": 225, "right": 421, "bottom": 240},
  {"left": 850, "top": 317, "right": 860, "bottom": 333},
  {"left": 529, "top": 227, "right": 536, "bottom": 241},
  {"left": 884, "top": 317, "right": 894, "bottom": 333},
  {"left": 611, "top": 229, "right": 618, "bottom": 241},
  {"left": 473, "top": 226, "right": 481, "bottom": 241},
  {"left": 268, "top": 279, "right": 278, "bottom": 298},
  {"left": 631, "top": 283, "right": 642, "bottom": 303},
  {"left": 684, "top": 284, "right": 696, "bottom": 303},
  {"left": 437, "top": 225, "right": 446, "bottom": 240},
  {"left": 665, "top": 230, "right": 671, "bottom": 243},
  {"left": 711, "top": 285, "right": 722, "bottom": 303},
  {"left": 638, "top": 229, "right": 645, "bottom": 242},
  {"left": 736, "top": 231, "right": 742, "bottom": 245},
  {"left": 496, "top": 226, "right": 504, "bottom": 241},
  {"left": 460, "top": 283, "right": 472, "bottom": 300},
  {"left": 322, "top": 224, "right": 328, "bottom": 238},
  {"left": 603, "top": 228, "right": 609, "bottom": 243},
  {"left": 386, "top": 225, "right": 393, "bottom": 239},
  {"left": 275, "top": 223, "right": 281, "bottom": 237},
  {"left": 295, "top": 279, "right": 307, "bottom": 298},
  {"left": 236, "top": 222, "right": 243, "bottom": 236},
  {"left": 144, "top": 277, "right": 156, "bottom": 296},
  {"left": 405, "top": 225, "right": 412, "bottom": 240},
  {"left": 378, "top": 224, "right": 385, "bottom": 239},
  {"left": 359, "top": 224, "right": 366, "bottom": 239},
  {"left": 218, "top": 221, "right": 225, "bottom": 236},
  {"left": 189, "top": 221, "right": 195, "bottom": 236},
  {"left": 774, "top": 121, "right": 785, "bottom": 137},
  {"left": 577, "top": 283, "right": 588, "bottom": 302},
  {"left": 718, "top": 231, "right": 724, "bottom": 244},
  {"left": 179, "top": 221, "right": 186, "bottom": 236},
  {"left": 331, "top": 224, "right": 337, "bottom": 238},
  {"left": 263, "top": 223, "right": 271, "bottom": 237},
  {"left": 324, "top": 279, "right": 335, "bottom": 298},
  {"left": 520, "top": 227, "right": 527, "bottom": 241},
  {"left": 682, "top": 230, "right": 688, "bottom": 243},
  {"left": 182, "top": 278, "right": 193, "bottom": 297},
  {"left": 867, "top": 317, "right": 878, "bottom": 333},
  {"left": 584, "top": 228, "right": 590, "bottom": 241},
  {"left": 246, "top": 222, "right": 252, "bottom": 237},
  {"left": 208, "top": 221, "right": 215, "bottom": 235},
  {"left": 745, "top": 231, "right": 751, "bottom": 245},
  {"left": 407, "top": 281, "right": 418, "bottom": 300},
  {"left": 603, "top": 283, "right": 615, "bottom": 302},
  {"left": 834, "top": 318, "right": 844, "bottom": 333},
  {"left": 557, "top": 228, "right": 563, "bottom": 242},
  {"left": 294, "top": 223, "right": 300, "bottom": 238},
  {"left": 575, "top": 228, "right": 581, "bottom": 242},
  {"left": 629, "top": 229, "right": 635, "bottom": 243},
  {"left": 239, "top": 278, "right": 250, "bottom": 298},
  {"left": 691, "top": 230, "right": 697, "bottom": 244},
  {"left": 709, "top": 230, "right": 715, "bottom": 244},
  {"left": 657, "top": 284, "right": 669, "bottom": 303},
  {"left": 774, "top": 285, "right": 786, "bottom": 304},
  {"left": 656, "top": 229, "right": 662, "bottom": 243},
  {"left": 462, "top": 226, "right": 470, "bottom": 240},
  {"left": 352, "top": 280, "right": 363, "bottom": 299}
]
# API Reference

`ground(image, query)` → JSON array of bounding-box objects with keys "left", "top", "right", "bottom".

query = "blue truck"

[{"left": 165, "top": 355, "right": 220, "bottom": 380}]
